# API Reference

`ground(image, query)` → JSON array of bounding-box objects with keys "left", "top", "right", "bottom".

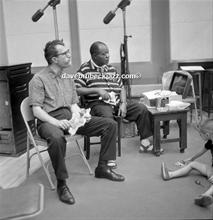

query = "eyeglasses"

[{"left": 56, "top": 49, "right": 71, "bottom": 57}]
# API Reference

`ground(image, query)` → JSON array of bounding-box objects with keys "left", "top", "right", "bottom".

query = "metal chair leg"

[
  {"left": 75, "top": 140, "right": 93, "bottom": 175},
  {"left": 32, "top": 142, "right": 56, "bottom": 191}
]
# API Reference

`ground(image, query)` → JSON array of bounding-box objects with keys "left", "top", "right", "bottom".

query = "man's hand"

[
  {"left": 98, "top": 89, "right": 110, "bottom": 100},
  {"left": 182, "top": 158, "right": 193, "bottom": 164},
  {"left": 175, "top": 158, "right": 192, "bottom": 167},
  {"left": 56, "top": 119, "right": 72, "bottom": 130},
  {"left": 118, "top": 102, "right": 127, "bottom": 117}
]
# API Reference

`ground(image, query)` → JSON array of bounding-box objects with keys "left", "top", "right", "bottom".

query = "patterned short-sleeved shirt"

[
  {"left": 75, "top": 60, "right": 123, "bottom": 102},
  {"left": 29, "top": 66, "right": 79, "bottom": 113}
]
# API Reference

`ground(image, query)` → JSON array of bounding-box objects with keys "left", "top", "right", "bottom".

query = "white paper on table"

[
  {"left": 142, "top": 90, "right": 176, "bottom": 99},
  {"left": 166, "top": 100, "right": 190, "bottom": 110}
]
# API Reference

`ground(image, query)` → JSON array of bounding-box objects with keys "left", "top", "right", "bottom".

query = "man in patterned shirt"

[{"left": 75, "top": 41, "right": 157, "bottom": 156}]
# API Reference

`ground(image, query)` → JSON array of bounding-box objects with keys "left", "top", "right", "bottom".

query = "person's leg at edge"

[
  {"left": 194, "top": 167, "right": 213, "bottom": 207},
  {"left": 77, "top": 116, "right": 125, "bottom": 181},
  {"left": 161, "top": 161, "right": 208, "bottom": 180},
  {"left": 194, "top": 185, "right": 213, "bottom": 207},
  {"left": 161, "top": 161, "right": 213, "bottom": 207}
]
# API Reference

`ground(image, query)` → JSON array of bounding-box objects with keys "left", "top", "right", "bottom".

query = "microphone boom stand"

[
  {"left": 103, "top": 1, "right": 132, "bottom": 99},
  {"left": 52, "top": 3, "right": 59, "bottom": 39},
  {"left": 120, "top": 6, "right": 132, "bottom": 99}
]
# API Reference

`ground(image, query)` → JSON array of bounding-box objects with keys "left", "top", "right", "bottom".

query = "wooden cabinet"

[{"left": 0, "top": 63, "right": 33, "bottom": 156}]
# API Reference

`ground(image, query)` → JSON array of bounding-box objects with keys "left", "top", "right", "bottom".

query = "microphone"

[
  {"left": 117, "top": 0, "right": 131, "bottom": 10},
  {"left": 31, "top": 1, "right": 60, "bottom": 22},
  {"left": 103, "top": 0, "right": 132, "bottom": 24},
  {"left": 103, "top": 8, "right": 118, "bottom": 24},
  {"left": 32, "top": 9, "right": 44, "bottom": 22}
]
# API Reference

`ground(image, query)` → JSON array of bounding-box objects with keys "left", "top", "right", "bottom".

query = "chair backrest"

[
  {"left": 162, "top": 71, "right": 176, "bottom": 90},
  {"left": 169, "top": 71, "right": 192, "bottom": 99},
  {"left": 162, "top": 70, "right": 199, "bottom": 124},
  {"left": 162, "top": 70, "right": 193, "bottom": 99},
  {"left": 20, "top": 97, "right": 37, "bottom": 139}
]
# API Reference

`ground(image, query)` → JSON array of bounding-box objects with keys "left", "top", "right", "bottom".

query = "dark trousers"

[
  {"left": 37, "top": 108, "right": 117, "bottom": 180},
  {"left": 89, "top": 100, "right": 153, "bottom": 140}
]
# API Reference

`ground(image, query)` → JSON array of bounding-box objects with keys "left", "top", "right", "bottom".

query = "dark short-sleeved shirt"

[
  {"left": 205, "top": 140, "right": 213, "bottom": 167},
  {"left": 205, "top": 140, "right": 213, "bottom": 151},
  {"left": 29, "top": 66, "right": 79, "bottom": 113},
  {"left": 75, "top": 60, "right": 123, "bottom": 102}
]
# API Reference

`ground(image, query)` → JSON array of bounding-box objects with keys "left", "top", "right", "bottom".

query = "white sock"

[{"left": 141, "top": 139, "right": 151, "bottom": 147}]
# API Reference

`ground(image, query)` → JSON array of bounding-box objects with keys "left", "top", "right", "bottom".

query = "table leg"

[
  {"left": 153, "top": 119, "right": 161, "bottom": 156},
  {"left": 208, "top": 72, "right": 213, "bottom": 118},
  {"left": 162, "top": 120, "right": 170, "bottom": 138},
  {"left": 198, "top": 72, "right": 202, "bottom": 120},
  {"left": 179, "top": 114, "right": 187, "bottom": 153}
]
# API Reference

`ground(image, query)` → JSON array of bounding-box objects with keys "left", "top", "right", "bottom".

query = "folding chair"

[
  {"left": 20, "top": 97, "right": 93, "bottom": 191},
  {"left": 162, "top": 70, "right": 200, "bottom": 124}
]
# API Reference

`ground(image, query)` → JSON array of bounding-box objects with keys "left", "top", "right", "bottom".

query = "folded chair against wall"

[
  {"left": 20, "top": 97, "right": 93, "bottom": 191},
  {"left": 162, "top": 70, "right": 200, "bottom": 124}
]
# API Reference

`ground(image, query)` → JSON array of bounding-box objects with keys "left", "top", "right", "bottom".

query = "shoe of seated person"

[
  {"left": 57, "top": 184, "right": 75, "bottom": 205},
  {"left": 95, "top": 166, "right": 125, "bottom": 182},
  {"left": 107, "top": 160, "right": 117, "bottom": 169},
  {"left": 161, "top": 162, "right": 171, "bottom": 181},
  {"left": 194, "top": 194, "right": 213, "bottom": 207}
]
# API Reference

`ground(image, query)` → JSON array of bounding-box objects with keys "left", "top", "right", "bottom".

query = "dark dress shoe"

[
  {"left": 57, "top": 184, "right": 75, "bottom": 205},
  {"left": 95, "top": 166, "right": 125, "bottom": 182}
]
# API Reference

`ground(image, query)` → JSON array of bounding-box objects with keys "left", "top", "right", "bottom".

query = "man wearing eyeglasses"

[{"left": 29, "top": 39, "right": 125, "bottom": 205}]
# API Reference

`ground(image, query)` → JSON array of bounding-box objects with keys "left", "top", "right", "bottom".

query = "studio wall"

[
  {"left": 170, "top": 0, "right": 213, "bottom": 60},
  {"left": 76, "top": 0, "right": 151, "bottom": 64},
  {"left": 1, "top": 0, "right": 71, "bottom": 67},
  {"left": 0, "top": 0, "right": 212, "bottom": 84}
]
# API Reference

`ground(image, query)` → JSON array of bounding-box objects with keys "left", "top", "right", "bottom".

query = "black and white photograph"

[{"left": 0, "top": 0, "right": 213, "bottom": 219}]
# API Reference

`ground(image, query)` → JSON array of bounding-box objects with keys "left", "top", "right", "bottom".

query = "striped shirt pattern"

[{"left": 75, "top": 60, "right": 123, "bottom": 101}]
